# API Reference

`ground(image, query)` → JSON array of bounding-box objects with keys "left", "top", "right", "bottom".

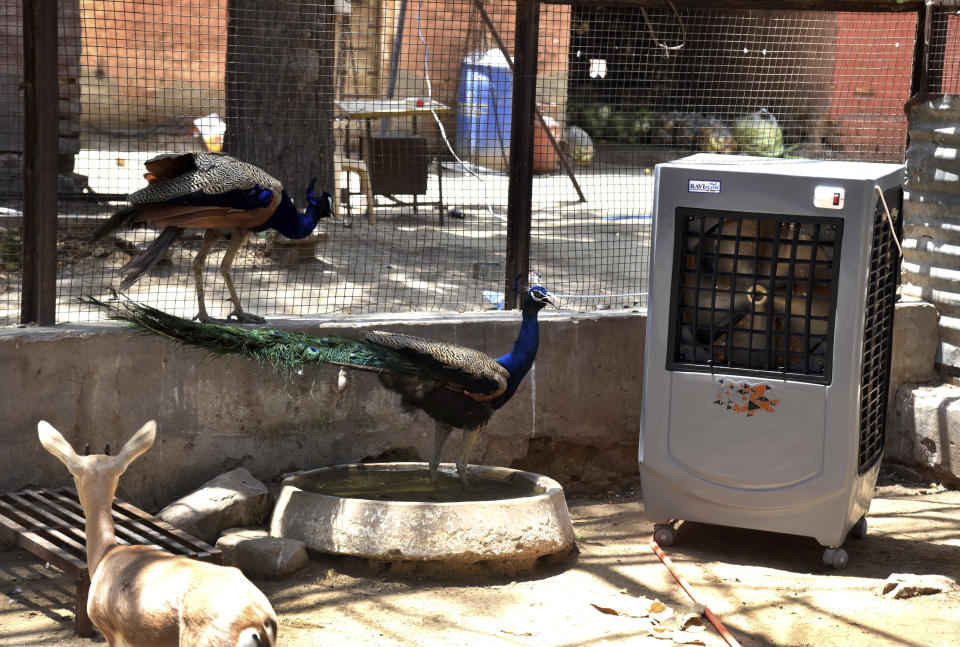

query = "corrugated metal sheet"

[{"left": 903, "top": 94, "right": 960, "bottom": 374}]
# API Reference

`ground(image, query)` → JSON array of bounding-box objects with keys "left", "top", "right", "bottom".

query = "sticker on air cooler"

[
  {"left": 688, "top": 179, "right": 721, "bottom": 194},
  {"left": 714, "top": 378, "right": 779, "bottom": 416}
]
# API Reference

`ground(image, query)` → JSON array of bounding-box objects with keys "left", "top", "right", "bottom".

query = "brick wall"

[
  {"left": 391, "top": 0, "right": 570, "bottom": 105},
  {"left": 76, "top": 0, "right": 570, "bottom": 131},
  {"left": 830, "top": 12, "right": 915, "bottom": 161},
  {"left": 79, "top": 0, "right": 226, "bottom": 127}
]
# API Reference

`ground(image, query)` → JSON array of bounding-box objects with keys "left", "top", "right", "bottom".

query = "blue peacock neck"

[
  {"left": 493, "top": 302, "right": 543, "bottom": 408},
  {"left": 260, "top": 191, "right": 320, "bottom": 239}
]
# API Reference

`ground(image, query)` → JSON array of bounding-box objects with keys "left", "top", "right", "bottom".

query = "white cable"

[
  {"left": 416, "top": 0, "right": 505, "bottom": 221},
  {"left": 874, "top": 184, "right": 903, "bottom": 257},
  {"left": 413, "top": 1, "right": 646, "bottom": 306},
  {"left": 555, "top": 292, "right": 647, "bottom": 299}
]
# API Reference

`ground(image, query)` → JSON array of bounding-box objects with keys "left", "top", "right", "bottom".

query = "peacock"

[
  {"left": 92, "top": 152, "right": 333, "bottom": 324},
  {"left": 83, "top": 284, "right": 554, "bottom": 486}
]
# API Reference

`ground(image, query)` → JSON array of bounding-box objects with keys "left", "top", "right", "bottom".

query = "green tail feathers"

[{"left": 81, "top": 295, "right": 428, "bottom": 380}]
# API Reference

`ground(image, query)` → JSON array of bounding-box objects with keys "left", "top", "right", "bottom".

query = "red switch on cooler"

[{"left": 814, "top": 185, "right": 845, "bottom": 209}]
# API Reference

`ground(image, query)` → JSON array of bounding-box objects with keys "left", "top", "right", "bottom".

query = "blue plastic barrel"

[{"left": 456, "top": 49, "right": 513, "bottom": 171}]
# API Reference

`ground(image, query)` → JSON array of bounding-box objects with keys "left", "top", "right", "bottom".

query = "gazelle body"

[{"left": 38, "top": 420, "right": 277, "bottom": 647}]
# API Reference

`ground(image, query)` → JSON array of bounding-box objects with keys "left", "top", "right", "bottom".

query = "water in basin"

[{"left": 290, "top": 464, "right": 545, "bottom": 503}]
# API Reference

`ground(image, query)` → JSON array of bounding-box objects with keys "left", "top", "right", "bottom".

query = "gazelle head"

[{"left": 38, "top": 420, "right": 157, "bottom": 509}]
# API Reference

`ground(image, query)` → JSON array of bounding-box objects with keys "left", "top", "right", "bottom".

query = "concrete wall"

[
  {"left": 2, "top": 300, "right": 946, "bottom": 512},
  {"left": 0, "top": 310, "right": 644, "bottom": 511}
]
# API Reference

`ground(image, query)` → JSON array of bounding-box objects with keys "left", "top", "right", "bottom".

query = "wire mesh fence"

[{"left": 0, "top": 2, "right": 953, "bottom": 325}]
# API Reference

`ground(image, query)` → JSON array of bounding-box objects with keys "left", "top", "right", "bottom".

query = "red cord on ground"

[{"left": 649, "top": 537, "right": 743, "bottom": 647}]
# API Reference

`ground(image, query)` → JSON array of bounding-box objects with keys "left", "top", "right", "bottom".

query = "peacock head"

[
  {"left": 268, "top": 178, "right": 333, "bottom": 239},
  {"left": 523, "top": 285, "right": 555, "bottom": 315},
  {"left": 303, "top": 177, "right": 333, "bottom": 223}
]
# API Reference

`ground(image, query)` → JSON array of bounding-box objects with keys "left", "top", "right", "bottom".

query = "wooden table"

[
  {"left": 335, "top": 98, "right": 453, "bottom": 121},
  {"left": 335, "top": 98, "right": 453, "bottom": 224}
]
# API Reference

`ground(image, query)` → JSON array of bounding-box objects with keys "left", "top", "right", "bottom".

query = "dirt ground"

[
  {"left": 1, "top": 141, "right": 656, "bottom": 324},
  {"left": 1, "top": 473, "right": 957, "bottom": 647}
]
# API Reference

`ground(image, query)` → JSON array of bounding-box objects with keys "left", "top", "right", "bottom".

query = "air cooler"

[{"left": 640, "top": 154, "right": 904, "bottom": 568}]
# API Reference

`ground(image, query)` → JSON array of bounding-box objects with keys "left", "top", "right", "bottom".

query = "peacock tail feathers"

[
  {"left": 82, "top": 295, "right": 430, "bottom": 381},
  {"left": 90, "top": 205, "right": 142, "bottom": 242},
  {"left": 130, "top": 153, "right": 283, "bottom": 204},
  {"left": 117, "top": 227, "right": 183, "bottom": 290}
]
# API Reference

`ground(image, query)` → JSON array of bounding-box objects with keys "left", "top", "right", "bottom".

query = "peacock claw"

[
  {"left": 193, "top": 310, "right": 265, "bottom": 324},
  {"left": 227, "top": 310, "right": 266, "bottom": 324}
]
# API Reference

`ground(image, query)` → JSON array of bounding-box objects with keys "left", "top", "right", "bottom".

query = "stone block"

[
  {"left": 267, "top": 233, "right": 326, "bottom": 267},
  {"left": 886, "top": 299, "right": 939, "bottom": 452},
  {"left": 890, "top": 298, "right": 939, "bottom": 385},
  {"left": 158, "top": 468, "right": 272, "bottom": 544},
  {"left": 881, "top": 573, "right": 956, "bottom": 599},
  {"left": 890, "top": 383, "right": 960, "bottom": 484},
  {"left": 216, "top": 528, "right": 308, "bottom": 579}
]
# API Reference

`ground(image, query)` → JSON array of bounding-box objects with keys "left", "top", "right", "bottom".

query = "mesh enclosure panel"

[
  {"left": 0, "top": 1, "right": 24, "bottom": 321},
  {"left": 0, "top": 3, "right": 942, "bottom": 324}
]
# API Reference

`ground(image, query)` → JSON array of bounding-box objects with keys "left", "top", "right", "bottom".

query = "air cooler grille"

[
  {"left": 857, "top": 189, "right": 902, "bottom": 474},
  {"left": 668, "top": 208, "right": 842, "bottom": 383}
]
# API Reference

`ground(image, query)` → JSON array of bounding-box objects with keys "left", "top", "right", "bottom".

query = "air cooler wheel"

[
  {"left": 822, "top": 547, "right": 849, "bottom": 569},
  {"left": 653, "top": 524, "right": 677, "bottom": 547}
]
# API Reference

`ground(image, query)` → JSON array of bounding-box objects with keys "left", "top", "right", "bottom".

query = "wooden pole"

[
  {"left": 21, "top": 0, "right": 59, "bottom": 325},
  {"left": 504, "top": 0, "right": 539, "bottom": 309},
  {"left": 473, "top": 0, "right": 586, "bottom": 203}
]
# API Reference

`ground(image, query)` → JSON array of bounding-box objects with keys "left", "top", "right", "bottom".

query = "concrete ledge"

[{"left": 0, "top": 310, "right": 645, "bottom": 509}]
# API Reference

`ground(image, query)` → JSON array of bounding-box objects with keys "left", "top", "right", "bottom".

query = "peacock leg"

[
  {"left": 430, "top": 420, "right": 454, "bottom": 485},
  {"left": 455, "top": 425, "right": 484, "bottom": 488},
  {"left": 219, "top": 229, "right": 264, "bottom": 324},
  {"left": 192, "top": 230, "right": 222, "bottom": 323}
]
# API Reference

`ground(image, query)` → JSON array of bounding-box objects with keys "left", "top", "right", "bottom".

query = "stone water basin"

[{"left": 270, "top": 463, "right": 575, "bottom": 572}]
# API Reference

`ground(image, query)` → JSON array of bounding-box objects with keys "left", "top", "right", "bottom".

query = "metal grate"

[
  {"left": 667, "top": 208, "right": 841, "bottom": 383},
  {"left": 857, "top": 187, "right": 903, "bottom": 474},
  {"left": 0, "top": 486, "right": 219, "bottom": 636}
]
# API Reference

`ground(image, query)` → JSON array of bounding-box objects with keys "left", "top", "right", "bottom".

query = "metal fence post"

[
  {"left": 504, "top": 0, "right": 539, "bottom": 309},
  {"left": 20, "top": 0, "right": 59, "bottom": 325}
]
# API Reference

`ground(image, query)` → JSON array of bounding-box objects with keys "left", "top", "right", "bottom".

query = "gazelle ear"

[
  {"left": 38, "top": 421, "right": 82, "bottom": 473},
  {"left": 115, "top": 420, "right": 157, "bottom": 472}
]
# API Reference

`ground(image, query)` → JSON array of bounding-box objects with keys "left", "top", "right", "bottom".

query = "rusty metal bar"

[
  {"left": 473, "top": 0, "right": 587, "bottom": 203},
  {"left": 909, "top": 2, "right": 933, "bottom": 100},
  {"left": 540, "top": 0, "right": 924, "bottom": 10},
  {"left": 926, "top": 4, "right": 950, "bottom": 95},
  {"left": 504, "top": 0, "right": 540, "bottom": 310},
  {"left": 906, "top": 4, "right": 947, "bottom": 115},
  {"left": 21, "top": 0, "right": 59, "bottom": 325}
]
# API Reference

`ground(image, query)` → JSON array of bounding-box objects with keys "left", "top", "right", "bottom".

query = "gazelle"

[{"left": 38, "top": 420, "right": 278, "bottom": 647}]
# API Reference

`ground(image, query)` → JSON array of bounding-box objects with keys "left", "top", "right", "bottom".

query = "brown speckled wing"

[
  {"left": 130, "top": 152, "right": 283, "bottom": 204},
  {"left": 366, "top": 331, "right": 508, "bottom": 401}
]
